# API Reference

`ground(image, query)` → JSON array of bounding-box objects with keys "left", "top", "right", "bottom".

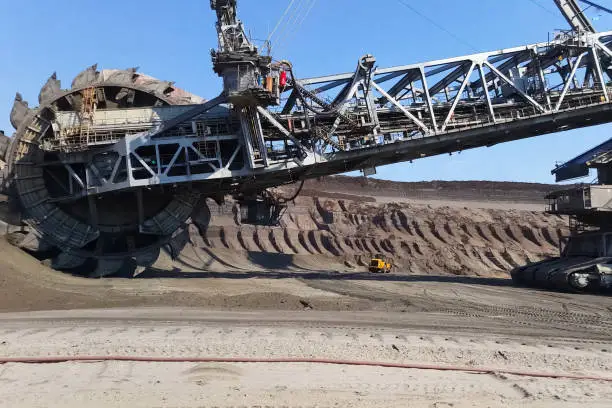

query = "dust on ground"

[
  {"left": 1, "top": 178, "right": 607, "bottom": 408},
  {"left": 0, "top": 308, "right": 611, "bottom": 408}
]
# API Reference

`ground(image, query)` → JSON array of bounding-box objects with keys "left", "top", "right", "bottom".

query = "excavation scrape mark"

[
  {"left": 308, "top": 231, "right": 323, "bottom": 254},
  {"left": 219, "top": 227, "right": 230, "bottom": 249},
  {"left": 541, "top": 227, "right": 559, "bottom": 247},
  {"left": 269, "top": 230, "right": 283, "bottom": 253},
  {"left": 252, "top": 230, "right": 266, "bottom": 252},
  {"left": 444, "top": 223, "right": 455, "bottom": 238},
  {"left": 520, "top": 225, "right": 542, "bottom": 247},
  {"left": 283, "top": 229, "right": 299, "bottom": 254},
  {"left": 412, "top": 221, "right": 427, "bottom": 241},
  {"left": 298, "top": 231, "right": 314, "bottom": 254},
  {"left": 236, "top": 229, "right": 248, "bottom": 251},
  {"left": 475, "top": 224, "right": 491, "bottom": 243},
  {"left": 500, "top": 250, "right": 519, "bottom": 268},
  {"left": 429, "top": 222, "right": 447, "bottom": 244},
  {"left": 400, "top": 241, "right": 413, "bottom": 256}
]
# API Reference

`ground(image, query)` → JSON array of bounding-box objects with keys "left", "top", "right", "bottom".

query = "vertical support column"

[
  {"left": 184, "top": 147, "right": 192, "bottom": 177},
  {"left": 441, "top": 63, "right": 476, "bottom": 132},
  {"left": 253, "top": 109, "right": 269, "bottom": 166},
  {"left": 362, "top": 81, "right": 381, "bottom": 132},
  {"left": 477, "top": 63, "right": 496, "bottom": 123},
  {"left": 155, "top": 145, "right": 161, "bottom": 175},
  {"left": 555, "top": 53, "right": 585, "bottom": 111},
  {"left": 592, "top": 47, "right": 609, "bottom": 102},
  {"left": 536, "top": 53, "right": 552, "bottom": 110},
  {"left": 239, "top": 111, "right": 257, "bottom": 169},
  {"left": 420, "top": 66, "right": 438, "bottom": 133}
]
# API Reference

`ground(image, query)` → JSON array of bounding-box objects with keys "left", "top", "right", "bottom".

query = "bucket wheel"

[{"left": 5, "top": 66, "right": 207, "bottom": 277}]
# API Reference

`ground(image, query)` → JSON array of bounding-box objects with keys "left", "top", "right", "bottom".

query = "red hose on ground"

[{"left": 0, "top": 356, "right": 610, "bottom": 382}]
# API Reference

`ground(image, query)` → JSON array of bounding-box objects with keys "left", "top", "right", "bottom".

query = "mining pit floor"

[{"left": 0, "top": 178, "right": 611, "bottom": 407}]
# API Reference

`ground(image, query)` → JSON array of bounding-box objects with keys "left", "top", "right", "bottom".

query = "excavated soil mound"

[{"left": 164, "top": 178, "right": 567, "bottom": 278}]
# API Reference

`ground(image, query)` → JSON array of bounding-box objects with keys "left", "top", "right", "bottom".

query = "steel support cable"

[
  {"left": 1, "top": 356, "right": 612, "bottom": 382},
  {"left": 394, "top": 0, "right": 478, "bottom": 52},
  {"left": 293, "top": 0, "right": 318, "bottom": 35},
  {"left": 274, "top": 0, "right": 318, "bottom": 53},
  {"left": 275, "top": 179, "right": 305, "bottom": 203},
  {"left": 581, "top": 0, "right": 612, "bottom": 16},
  {"left": 527, "top": 0, "right": 560, "bottom": 16},
  {"left": 276, "top": 0, "right": 315, "bottom": 52},
  {"left": 271, "top": 0, "right": 308, "bottom": 50},
  {"left": 266, "top": 0, "right": 297, "bottom": 44}
]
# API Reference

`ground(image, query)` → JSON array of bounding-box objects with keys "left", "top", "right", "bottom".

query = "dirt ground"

[
  {"left": 183, "top": 178, "right": 567, "bottom": 277},
  {"left": 1, "top": 228, "right": 611, "bottom": 407},
  {"left": 0, "top": 308, "right": 611, "bottom": 408},
  {"left": 0, "top": 178, "right": 609, "bottom": 407}
]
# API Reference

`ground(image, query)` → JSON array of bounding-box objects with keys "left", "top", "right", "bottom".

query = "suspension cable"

[
  {"left": 266, "top": 0, "right": 297, "bottom": 44},
  {"left": 270, "top": 0, "right": 306, "bottom": 49},
  {"left": 394, "top": 0, "right": 478, "bottom": 52},
  {"left": 273, "top": 0, "right": 311, "bottom": 53},
  {"left": 527, "top": 0, "right": 559, "bottom": 16},
  {"left": 275, "top": 180, "right": 305, "bottom": 204},
  {"left": 275, "top": 0, "right": 318, "bottom": 53}
]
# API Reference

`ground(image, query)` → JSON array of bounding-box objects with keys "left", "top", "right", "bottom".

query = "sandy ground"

[
  {"left": 1, "top": 237, "right": 612, "bottom": 406},
  {"left": 0, "top": 309, "right": 611, "bottom": 408},
  {"left": 0, "top": 180, "right": 605, "bottom": 407}
]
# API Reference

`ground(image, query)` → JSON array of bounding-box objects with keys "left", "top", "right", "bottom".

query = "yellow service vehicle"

[{"left": 369, "top": 255, "right": 392, "bottom": 273}]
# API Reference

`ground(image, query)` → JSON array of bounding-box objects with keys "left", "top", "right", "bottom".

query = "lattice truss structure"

[
  {"left": 20, "top": 30, "right": 612, "bottom": 198},
  {"left": 5, "top": 0, "right": 612, "bottom": 276},
  {"left": 19, "top": 32, "right": 612, "bottom": 198}
]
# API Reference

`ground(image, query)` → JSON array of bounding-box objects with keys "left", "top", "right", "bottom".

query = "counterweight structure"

[{"left": 3, "top": 0, "right": 612, "bottom": 279}]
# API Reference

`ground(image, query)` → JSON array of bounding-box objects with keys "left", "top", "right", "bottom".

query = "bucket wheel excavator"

[
  {"left": 3, "top": 69, "right": 208, "bottom": 276},
  {"left": 2, "top": 0, "right": 612, "bottom": 285}
]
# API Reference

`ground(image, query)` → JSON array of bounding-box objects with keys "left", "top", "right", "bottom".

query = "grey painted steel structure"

[
  {"left": 34, "top": 32, "right": 612, "bottom": 195},
  {"left": 5, "top": 0, "right": 612, "bottom": 275}
]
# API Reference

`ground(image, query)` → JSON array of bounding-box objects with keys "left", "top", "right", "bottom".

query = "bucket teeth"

[
  {"left": 139, "top": 78, "right": 174, "bottom": 96},
  {"left": 52, "top": 252, "right": 87, "bottom": 270},
  {"left": 12, "top": 231, "right": 54, "bottom": 252},
  {"left": 71, "top": 64, "right": 99, "bottom": 89},
  {"left": 167, "top": 228, "right": 190, "bottom": 260},
  {"left": 103, "top": 68, "right": 139, "bottom": 85},
  {"left": 8, "top": 67, "right": 206, "bottom": 278},
  {"left": 132, "top": 247, "right": 160, "bottom": 277},
  {"left": 134, "top": 247, "right": 161, "bottom": 266},
  {"left": 88, "top": 258, "right": 125, "bottom": 278},
  {"left": 39, "top": 72, "right": 61, "bottom": 104},
  {"left": 10, "top": 93, "right": 30, "bottom": 129},
  {"left": 192, "top": 201, "right": 212, "bottom": 233}
]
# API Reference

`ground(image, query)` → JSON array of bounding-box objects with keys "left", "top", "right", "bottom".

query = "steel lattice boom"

[{"left": 3, "top": 0, "right": 612, "bottom": 276}]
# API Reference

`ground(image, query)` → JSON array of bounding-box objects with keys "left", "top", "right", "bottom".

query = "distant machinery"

[
  {"left": 510, "top": 142, "right": 612, "bottom": 292},
  {"left": 510, "top": 1, "right": 612, "bottom": 292},
  {"left": 4, "top": 0, "right": 612, "bottom": 279}
]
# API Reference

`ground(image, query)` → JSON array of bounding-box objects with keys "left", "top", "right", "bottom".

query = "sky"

[{"left": 2, "top": 0, "right": 612, "bottom": 184}]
